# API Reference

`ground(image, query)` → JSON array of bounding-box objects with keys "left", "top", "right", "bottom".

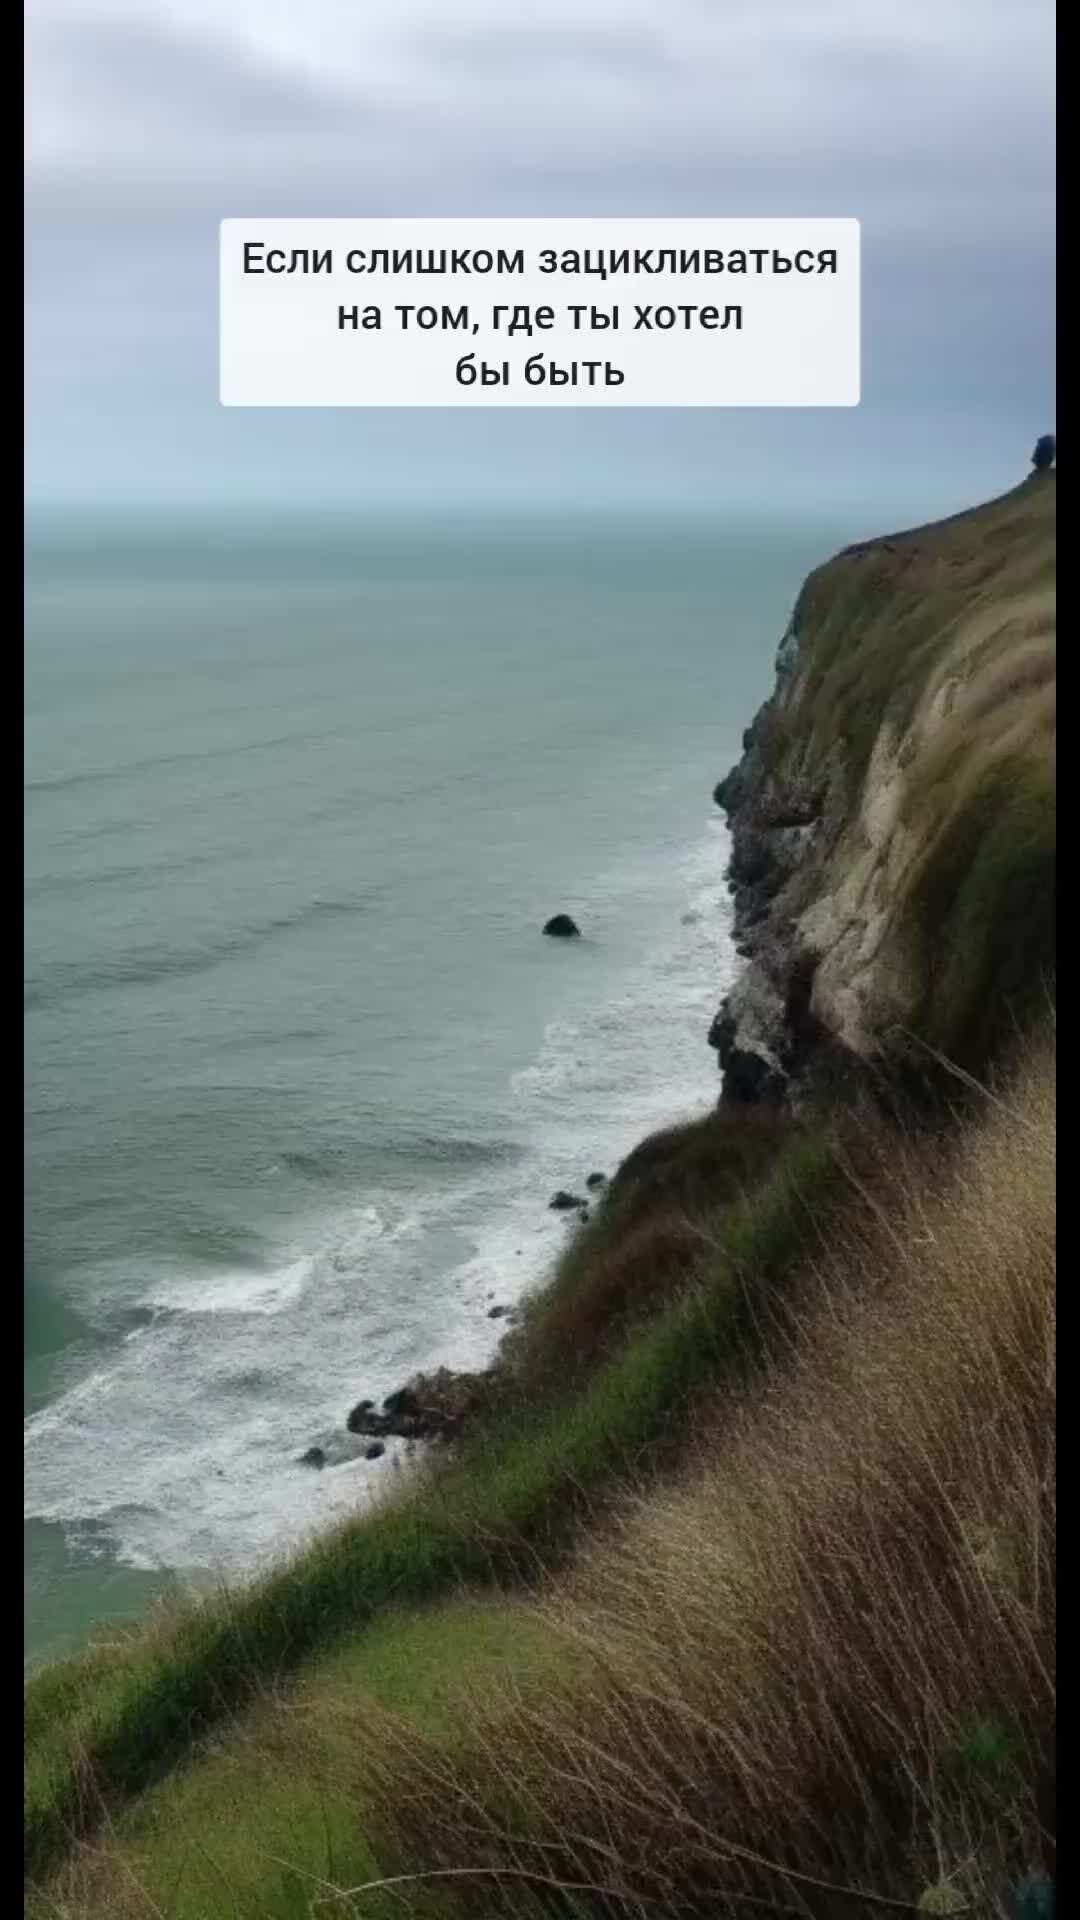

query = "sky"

[{"left": 25, "top": 0, "right": 1055, "bottom": 517}]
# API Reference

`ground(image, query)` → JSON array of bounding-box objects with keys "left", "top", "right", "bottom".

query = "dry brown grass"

[{"left": 359, "top": 1037, "right": 1055, "bottom": 1917}]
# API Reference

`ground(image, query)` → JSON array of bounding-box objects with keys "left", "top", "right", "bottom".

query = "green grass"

[
  {"left": 28, "top": 1598, "right": 566, "bottom": 1920},
  {"left": 909, "top": 752, "right": 1056, "bottom": 1069},
  {"left": 748, "top": 473, "right": 1056, "bottom": 1092},
  {"left": 784, "top": 473, "right": 1056, "bottom": 804},
  {"left": 25, "top": 1132, "right": 840, "bottom": 1886}
]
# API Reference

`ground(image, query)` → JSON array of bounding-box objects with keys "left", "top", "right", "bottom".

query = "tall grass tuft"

[{"left": 360, "top": 1036, "right": 1055, "bottom": 1917}]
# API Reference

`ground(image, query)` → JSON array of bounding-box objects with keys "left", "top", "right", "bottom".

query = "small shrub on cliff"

[
  {"left": 609, "top": 1104, "right": 794, "bottom": 1223},
  {"left": 1032, "top": 433, "right": 1056, "bottom": 471},
  {"left": 512, "top": 1106, "right": 796, "bottom": 1386}
]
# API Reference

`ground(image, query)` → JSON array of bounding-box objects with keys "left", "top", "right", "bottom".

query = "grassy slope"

[
  {"left": 26, "top": 477, "right": 1056, "bottom": 1916},
  {"left": 793, "top": 470, "right": 1055, "bottom": 796},
  {"left": 28, "top": 1599, "right": 568, "bottom": 1920},
  {"left": 34, "top": 1039, "right": 1055, "bottom": 1920},
  {"left": 366, "top": 1039, "right": 1056, "bottom": 1918},
  {"left": 26, "top": 1125, "right": 842, "bottom": 1884}
]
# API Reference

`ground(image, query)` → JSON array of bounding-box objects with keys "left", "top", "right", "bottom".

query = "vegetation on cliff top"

[
  {"left": 794, "top": 471, "right": 1055, "bottom": 798},
  {"left": 736, "top": 471, "right": 1055, "bottom": 1080}
]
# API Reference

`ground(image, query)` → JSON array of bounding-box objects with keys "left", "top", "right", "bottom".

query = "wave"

[
  {"left": 28, "top": 844, "right": 236, "bottom": 902},
  {"left": 25, "top": 723, "right": 351, "bottom": 800},
  {"left": 279, "top": 1132, "right": 511, "bottom": 1182},
  {"left": 378, "top": 1129, "right": 524, "bottom": 1172},
  {"left": 25, "top": 892, "right": 381, "bottom": 1014},
  {"left": 140, "top": 1254, "right": 316, "bottom": 1318}
]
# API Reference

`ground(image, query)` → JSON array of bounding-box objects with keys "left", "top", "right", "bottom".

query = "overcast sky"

[{"left": 26, "top": 0, "right": 1055, "bottom": 517}]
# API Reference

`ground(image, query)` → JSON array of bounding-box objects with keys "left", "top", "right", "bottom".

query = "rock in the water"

[
  {"left": 347, "top": 1402, "right": 385, "bottom": 1436},
  {"left": 364, "top": 1440, "right": 386, "bottom": 1461},
  {"left": 707, "top": 1007, "right": 736, "bottom": 1055},
  {"left": 542, "top": 914, "right": 580, "bottom": 938},
  {"left": 487, "top": 1303, "right": 509, "bottom": 1319},
  {"left": 549, "top": 1189, "right": 586, "bottom": 1211},
  {"left": 585, "top": 1171, "right": 607, "bottom": 1190},
  {"left": 577, "top": 1207, "right": 589, "bottom": 1224},
  {"left": 300, "top": 1446, "right": 326, "bottom": 1469},
  {"left": 349, "top": 1366, "right": 497, "bottom": 1444}
]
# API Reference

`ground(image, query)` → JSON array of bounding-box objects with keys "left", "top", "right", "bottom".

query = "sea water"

[{"left": 24, "top": 507, "right": 842, "bottom": 1663}]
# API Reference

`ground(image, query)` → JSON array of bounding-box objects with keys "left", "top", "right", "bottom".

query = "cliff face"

[{"left": 711, "top": 472, "right": 1056, "bottom": 1110}]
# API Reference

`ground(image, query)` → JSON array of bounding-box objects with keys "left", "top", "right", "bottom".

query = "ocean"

[{"left": 24, "top": 508, "right": 841, "bottom": 1666}]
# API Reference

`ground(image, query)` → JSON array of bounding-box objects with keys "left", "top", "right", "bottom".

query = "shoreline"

[
  {"left": 257, "top": 815, "right": 744, "bottom": 1511},
  {"left": 24, "top": 808, "right": 739, "bottom": 1647}
]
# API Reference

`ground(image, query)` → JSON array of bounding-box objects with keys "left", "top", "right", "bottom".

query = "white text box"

[{"left": 220, "top": 219, "right": 860, "bottom": 408}]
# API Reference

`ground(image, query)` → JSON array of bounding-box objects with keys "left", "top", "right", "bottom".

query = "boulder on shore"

[
  {"left": 347, "top": 1364, "right": 498, "bottom": 1445},
  {"left": 542, "top": 914, "right": 580, "bottom": 938}
]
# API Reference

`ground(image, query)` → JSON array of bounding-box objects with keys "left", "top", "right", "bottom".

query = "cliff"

[{"left": 710, "top": 471, "right": 1056, "bottom": 1109}]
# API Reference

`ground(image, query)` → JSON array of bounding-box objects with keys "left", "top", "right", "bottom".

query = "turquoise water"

[{"left": 24, "top": 509, "right": 841, "bottom": 1664}]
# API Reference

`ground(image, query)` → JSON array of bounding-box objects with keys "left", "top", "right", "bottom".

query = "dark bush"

[{"left": 1031, "top": 434, "right": 1056, "bottom": 471}]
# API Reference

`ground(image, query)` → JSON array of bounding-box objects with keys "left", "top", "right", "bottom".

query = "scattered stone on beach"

[
  {"left": 347, "top": 1364, "right": 498, "bottom": 1445},
  {"left": 585, "top": 1171, "right": 607, "bottom": 1190},
  {"left": 549, "top": 1189, "right": 586, "bottom": 1211},
  {"left": 347, "top": 1385, "right": 428, "bottom": 1441},
  {"left": 364, "top": 1441, "right": 386, "bottom": 1462},
  {"left": 542, "top": 914, "right": 580, "bottom": 938},
  {"left": 300, "top": 1446, "right": 326, "bottom": 1469}
]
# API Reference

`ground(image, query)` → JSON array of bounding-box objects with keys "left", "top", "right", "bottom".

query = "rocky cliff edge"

[{"left": 710, "top": 471, "right": 1056, "bottom": 1110}]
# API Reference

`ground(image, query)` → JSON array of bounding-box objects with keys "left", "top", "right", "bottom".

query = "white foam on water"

[
  {"left": 142, "top": 1254, "right": 317, "bottom": 1316},
  {"left": 23, "top": 817, "right": 737, "bottom": 1578}
]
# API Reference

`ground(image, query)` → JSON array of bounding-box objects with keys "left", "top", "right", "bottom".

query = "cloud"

[
  {"left": 29, "top": 0, "right": 1053, "bottom": 200},
  {"left": 24, "top": 0, "right": 1055, "bottom": 507}
]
